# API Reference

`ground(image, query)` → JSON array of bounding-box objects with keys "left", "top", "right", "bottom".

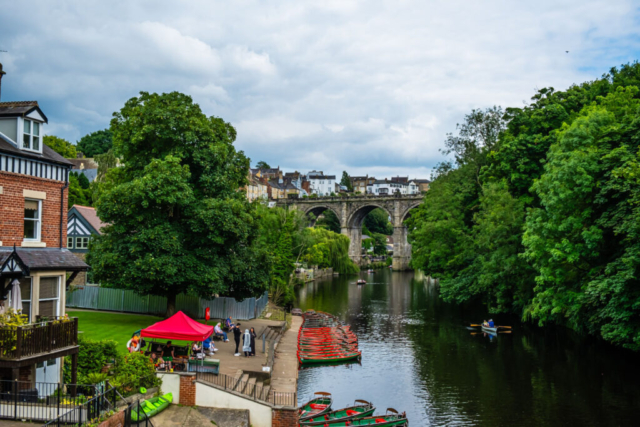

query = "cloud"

[{"left": 1, "top": 0, "right": 639, "bottom": 178}]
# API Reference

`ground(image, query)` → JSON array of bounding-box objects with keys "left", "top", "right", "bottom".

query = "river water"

[{"left": 294, "top": 270, "right": 640, "bottom": 427}]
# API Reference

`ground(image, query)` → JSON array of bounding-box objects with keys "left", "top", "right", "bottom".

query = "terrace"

[{"left": 0, "top": 317, "right": 79, "bottom": 383}]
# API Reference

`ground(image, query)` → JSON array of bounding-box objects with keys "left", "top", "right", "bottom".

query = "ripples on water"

[{"left": 295, "top": 270, "right": 640, "bottom": 427}]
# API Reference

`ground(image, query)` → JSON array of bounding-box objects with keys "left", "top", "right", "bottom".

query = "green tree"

[
  {"left": 371, "top": 232, "right": 388, "bottom": 255},
  {"left": 68, "top": 173, "right": 91, "bottom": 209},
  {"left": 78, "top": 172, "right": 90, "bottom": 189},
  {"left": 316, "top": 209, "right": 341, "bottom": 233},
  {"left": 523, "top": 87, "right": 640, "bottom": 349},
  {"left": 87, "top": 92, "right": 270, "bottom": 316},
  {"left": 340, "top": 171, "right": 353, "bottom": 192},
  {"left": 363, "top": 208, "right": 393, "bottom": 235},
  {"left": 77, "top": 129, "right": 113, "bottom": 157},
  {"left": 44, "top": 135, "right": 77, "bottom": 158},
  {"left": 256, "top": 160, "right": 271, "bottom": 169}
]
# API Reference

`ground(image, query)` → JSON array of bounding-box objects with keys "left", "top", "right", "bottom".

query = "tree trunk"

[{"left": 166, "top": 293, "right": 177, "bottom": 318}]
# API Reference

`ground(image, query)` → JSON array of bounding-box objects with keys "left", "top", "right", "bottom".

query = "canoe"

[
  {"left": 130, "top": 393, "right": 173, "bottom": 421},
  {"left": 312, "top": 408, "right": 407, "bottom": 426},
  {"left": 300, "top": 400, "right": 375, "bottom": 426},
  {"left": 357, "top": 280, "right": 367, "bottom": 284},
  {"left": 299, "top": 352, "right": 362, "bottom": 364},
  {"left": 481, "top": 326, "right": 499, "bottom": 334},
  {"left": 299, "top": 392, "right": 333, "bottom": 421}
]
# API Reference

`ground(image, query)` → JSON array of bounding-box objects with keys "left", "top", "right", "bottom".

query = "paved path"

[{"left": 269, "top": 316, "right": 301, "bottom": 399}]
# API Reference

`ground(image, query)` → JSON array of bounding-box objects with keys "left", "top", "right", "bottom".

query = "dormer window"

[{"left": 23, "top": 119, "right": 40, "bottom": 151}]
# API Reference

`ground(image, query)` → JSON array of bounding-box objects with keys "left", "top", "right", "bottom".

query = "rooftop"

[
  {"left": 0, "top": 247, "right": 88, "bottom": 271},
  {"left": 71, "top": 205, "right": 107, "bottom": 235},
  {"left": 0, "top": 133, "right": 74, "bottom": 166}
]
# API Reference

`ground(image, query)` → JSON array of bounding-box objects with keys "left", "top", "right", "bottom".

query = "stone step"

[
  {"left": 245, "top": 377, "right": 257, "bottom": 397},
  {"left": 255, "top": 381, "right": 264, "bottom": 399},
  {"left": 235, "top": 373, "right": 250, "bottom": 393},
  {"left": 231, "top": 369, "right": 243, "bottom": 390}
]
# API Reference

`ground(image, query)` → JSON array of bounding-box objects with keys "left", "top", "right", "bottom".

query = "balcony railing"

[{"left": 0, "top": 318, "right": 78, "bottom": 361}]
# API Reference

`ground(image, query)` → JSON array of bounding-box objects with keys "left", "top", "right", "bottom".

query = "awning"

[{"left": 140, "top": 311, "right": 213, "bottom": 341}]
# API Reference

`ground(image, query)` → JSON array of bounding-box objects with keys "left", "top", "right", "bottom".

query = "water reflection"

[{"left": 295, "top": 270, "right": 640, "bottom": 426}]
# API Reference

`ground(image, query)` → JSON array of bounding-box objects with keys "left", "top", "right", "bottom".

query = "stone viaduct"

[{"left": 276, "top": 194, "right": 423, "bottom": 270}]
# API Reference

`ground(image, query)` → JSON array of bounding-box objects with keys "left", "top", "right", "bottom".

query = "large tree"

[
  {"left": 77, "top": 129, "right": 113, "bottom": 157},
  {"left": 255, "top": 160, "right": 271, "bottom": 169},
  {"left": 87, "top": 92, "right": 270, "bottom": 316},
  {"left": 340, "top": 171, "right": 353, "bottom": 192},
  {"left": 44, "top": 135, "right": 77, "bottom": 158},
  {"left": 363, "top": 208, "right": 393, "bottom": 235}
]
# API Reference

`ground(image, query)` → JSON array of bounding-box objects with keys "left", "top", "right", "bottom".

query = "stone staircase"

[{"left": 205, "top": 368, "right": 272, "bottom": 403}]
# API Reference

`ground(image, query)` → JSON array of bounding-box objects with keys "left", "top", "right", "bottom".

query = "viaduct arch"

[{"left": 276, "top": 194, "right": 423, "bottom": 270}]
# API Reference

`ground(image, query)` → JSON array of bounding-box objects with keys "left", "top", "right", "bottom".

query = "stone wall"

[{"left": 70, "top": 252, "right": 87, "bottom": 285}]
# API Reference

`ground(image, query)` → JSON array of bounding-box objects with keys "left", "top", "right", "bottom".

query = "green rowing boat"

[
  {"left": 311, "top": 408, "right": 408, "bottom": 426},
  {"left": 299, "top": 392, "right": 333, "bottom": 421},
  {"left": 130, "top": 393, "right": 173, "bottom": 421},
  {"left": 300, "top": 400, "right": 375, "bottom": 426}
]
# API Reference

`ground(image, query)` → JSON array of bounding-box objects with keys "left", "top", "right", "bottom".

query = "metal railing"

[
  {"left": 43, "top": 385, "right": 117, "bottom": 427},
  {"left": 0, "top": 380, "right": 98, "bottom": 422},
  {"left": 196, "top": 371, "right": 296, "bottom": 408},
  {"left": 0, "top": 318, "right": 78, "bottom": 360},
  {"left": 123, "top": 400, "right": 156, "bottom": 427}
]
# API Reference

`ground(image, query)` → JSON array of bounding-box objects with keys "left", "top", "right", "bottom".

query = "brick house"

[{"left": 0, "top": 71, "right": 86, "bottom": 387}]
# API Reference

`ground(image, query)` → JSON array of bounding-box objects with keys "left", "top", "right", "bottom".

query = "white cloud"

[{"left": 0, "top": 0, "right": 639, "bottom": 178}]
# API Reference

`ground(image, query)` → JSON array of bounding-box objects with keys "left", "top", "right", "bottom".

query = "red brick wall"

[
  {"left": 179, "top": 373, "right": 196, "bottom": 406},
  {"left": 0, "top": 171, "right": 68, "bottom": 247},
  {"left": 272, "top": 408, "right": 298, "bottom": 427}
]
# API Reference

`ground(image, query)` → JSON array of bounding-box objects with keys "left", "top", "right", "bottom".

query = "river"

[{"left": 294, "top": 269, "right": 640, "bottom": 427}]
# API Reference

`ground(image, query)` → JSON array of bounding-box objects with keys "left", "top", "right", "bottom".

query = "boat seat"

[
  {"left": 310, "top": 403, "right": 327, "bottom": 410},
  {"left": 346, "top": 409, "right": 359, "bottom": 416},
  {"left": 375, "top": 419, "right": 387, "bottom": 423}
]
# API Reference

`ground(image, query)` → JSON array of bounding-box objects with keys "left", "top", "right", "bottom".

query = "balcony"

[{"left": 0, "top": 317, "right": 79, "bottom": 372}]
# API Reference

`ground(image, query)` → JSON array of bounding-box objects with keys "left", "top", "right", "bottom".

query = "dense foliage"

[
  {"left": 340, "top": 171, "right": 353, "bottom": 192},
  {"left": 44, "top": 135, "right": 77, "bottom": 158},
  {"left": 255, "top": 160, "right": 271, "bottom": 169},
  {"left": 87, "top": 92, "right": 270, "bottom": 315},
  {"left": 77, "top": 129, "right": 113, "bottom": 157},
  {"left": 256, "top": 205, "right": 358, "bottom": 304},
  {"left": 64, "top": 336, "right": 118, "bottom": 383},
  {"left": 408, "top": 63, "right": 640, "bottom": 350},
  {"left": 68, "top": 171, "right": 93, "bottom": 208},
  {"left": 364, "top": 208, "right": 393, "bottom": 235},
  {"left": 316, "top": 209, "right": 341, "bottom": 233}
]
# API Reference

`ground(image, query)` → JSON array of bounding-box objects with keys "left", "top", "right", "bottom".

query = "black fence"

[
  {"left": 196, "top": 370, "right": 296, "bottom": 407},
  {"left": 123, "top": 400, "right": 156, "bottom": 427},
  {"left": 0, "top": 380, "right": 97, "bottom": 422},
  {"left": 43, "top": 385, "right": 117, "bottom": 426}
]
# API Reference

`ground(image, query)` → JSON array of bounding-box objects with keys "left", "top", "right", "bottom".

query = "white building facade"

[
  {"left": 367, "top": 180, "right": 408, "bottom": 195},
  {"left": 307, "top": 171, "right": 336, "bottom": 196}
]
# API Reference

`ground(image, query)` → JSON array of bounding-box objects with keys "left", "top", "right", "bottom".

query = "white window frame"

[
  {"left": 22, "top": 119, "right": 42, "bottom": 153},
  {"left": 24, "top": 199, "right": 42, "bottom": 242},
  {"left": 67, "top": 236, "right": 74, "bottom": 249},
  {"left": 21, "top": 277, "right": 32, "bottom": 322},
  {"left": 39, "top": 276, "right": 61, "bottom": 319}
]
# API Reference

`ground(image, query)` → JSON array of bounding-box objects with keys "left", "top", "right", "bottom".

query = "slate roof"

[
  {"left": 0, "top": 101, "right": 48, "bottom": 123},
  {"left": 0, "top": 134, "right": 74, "bottom": 166},
  {"left": 67, "top": 158, "right": 98, "bottom": 169},
  {"left": 72, "top": 205, "right": 107, "bottom": 235},
  {"left": 78, "top": 168, "right": 98, "bottom": 182},
  {"left": 0, "top": 248, "right": 88, "bottom": 271}
]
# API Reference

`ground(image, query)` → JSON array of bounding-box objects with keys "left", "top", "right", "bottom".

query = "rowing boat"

[
  {"left": 299, "top": 392, "right": 333, "bottom": 421},
  {"left": 300, "top": 400, "right": 375, "bottom": 426},
  {"left": 481, "top": 326, "right": 499, "bottom": 334},
  {"left": 298, "top": 351, "right": 362, "bottom": 364},
  {"left": 310, "top": 408, "right": 408, "bottom": 426}
]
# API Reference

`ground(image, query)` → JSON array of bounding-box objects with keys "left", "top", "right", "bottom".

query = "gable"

[
  {"left": 26, "top": 109, "right": 46, "bottom": 122},
  {"left": 67, "top": 212, "right": 96, "bottom": 236}
]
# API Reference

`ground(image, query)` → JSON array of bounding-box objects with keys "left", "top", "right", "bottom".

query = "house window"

[
  {"left": 67, "top": 236, "right": 74, "bottom": 248},
  {"left": 19, "top": 277, "right": 32, "bottom": 322},
  {"left": 23, "top": 120, "right": 40, "bottom": 151},
  {"left": 76, "top": 237, "right": 90, "bottom": 249},
  {"left": 39, "top": 277, "right": 60, "bottom": 319},
  {"left": 24, "top": 199, "right": 41, "bottom": 241}
]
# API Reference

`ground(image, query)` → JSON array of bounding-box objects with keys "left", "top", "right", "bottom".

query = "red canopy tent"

[{"left": 140, "top": 311, "right": 213, "bottom": 341}]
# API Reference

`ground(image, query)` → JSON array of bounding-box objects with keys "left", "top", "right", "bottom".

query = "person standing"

[
  {"left": 249, "top": 327, "right": 257, "bottom": 356},
  {"left": 242, "top": 329, "right": 251, "bottom": 357},
  {"left": 162, "top": 341, "right": 175, "bottom": 370},
  {"left": 233, "top": 323, "right": 242, "bottom": 356}
]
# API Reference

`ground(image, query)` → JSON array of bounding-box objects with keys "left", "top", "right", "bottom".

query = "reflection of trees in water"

[{"left": 296, "top": 271, "right": 640, "bottom": 427}]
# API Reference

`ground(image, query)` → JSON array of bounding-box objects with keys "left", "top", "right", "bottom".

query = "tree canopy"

[
  {"left": 340, "top": 171, "right": 353, "bottom": 192},
  {"left": 44, "top": 135, "right": 77, "bottom": 158},
  {"left": 256, "top": 160, "right": 271, "bottom": 169},
  {"left": 363, "top": 208, "right": 393, "bottom": 235},
  {"left": 77, "top": 129, "right": 113, "bottom": 157},
  {"left": 87, "top": 92, "right": 270, "bottom": 316},
  {"left": 408, "top": 62, "right": 640, "bottom": 350}
]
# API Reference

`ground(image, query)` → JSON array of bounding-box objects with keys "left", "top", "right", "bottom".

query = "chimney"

[{"left": 0, "top": 63, "right": 6, "bottom": 102}]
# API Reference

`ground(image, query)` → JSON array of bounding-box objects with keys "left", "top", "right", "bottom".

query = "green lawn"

[{"left": 68, "top": 310, "right": 217, "bottom": 355}]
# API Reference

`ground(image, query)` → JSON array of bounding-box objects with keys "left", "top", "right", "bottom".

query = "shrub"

[
  {"left": 111, "top": 352, "right": 160, "bottom": 396},
  {"left": 64, "top": 336, "right": 118, "bottom": 383}
]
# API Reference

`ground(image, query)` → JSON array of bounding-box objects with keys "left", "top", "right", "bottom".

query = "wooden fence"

[{"left": 66, "top": 286, "right": 269, "bottom": 320}]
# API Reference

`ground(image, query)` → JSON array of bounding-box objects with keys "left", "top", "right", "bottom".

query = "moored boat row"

[
  {"left": 299, "top": 392, "right": 408, "bottom": 426},
  {"left": 298, "top": 311, "right": 362, "bottom": 365}
]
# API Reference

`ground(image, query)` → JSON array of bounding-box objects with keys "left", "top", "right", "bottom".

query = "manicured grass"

[{"left": 68, "top": 310, "right": 218, "bottom": 355}]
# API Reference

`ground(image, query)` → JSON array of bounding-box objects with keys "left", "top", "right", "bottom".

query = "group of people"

[{"left": 192, "top": 316, "right": 258, "bottom": 358}]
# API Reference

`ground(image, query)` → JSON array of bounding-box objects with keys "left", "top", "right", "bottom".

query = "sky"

[{"left": 1, "top": 0, "right": 639, "bottom": 178}]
